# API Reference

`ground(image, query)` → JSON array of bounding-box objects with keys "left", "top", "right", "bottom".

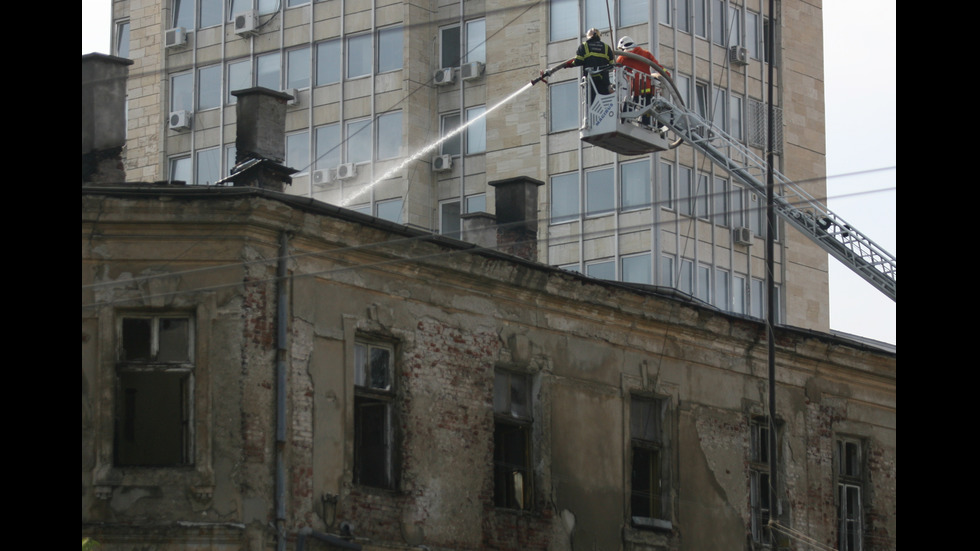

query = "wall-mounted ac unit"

[
  {"left": 169, "top": 110, "right": 192, "bottom": 131},
  {"left": 284, "top": 89, "right": 299, "bottom": 106},
  {"left": 433, "top": 68, "right": 455, "bottom": 86},
  {"left": 312, "top": 168, "right": 336, "bottom": 186},
  {"left": 733, "top": 226, "right": 753, "bottom": 245},
  {"left": 164, "top": 27, "right": 186, "bottom": 48},
  {"left": 432, "top": 154, "right": 453, "bottom": 172},
  {"left": 234, "top": 10, "right": 258, "bottom": 36},
  {"left": 460, "top": 61, "right": 484, "bottom": 81},
  {"left": 729, "top": 45, "right": 749, "bottom": 66},
  {"left": 335, "top": 163, "right": 357, "bottom": 180}
]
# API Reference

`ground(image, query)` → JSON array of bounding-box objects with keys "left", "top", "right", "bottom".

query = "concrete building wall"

[
  {"left": 108, "top": 0, "right": 836, "bottom": 334},
  {"left": 82, "top": 189, "right": 894, "bottom": 551}
]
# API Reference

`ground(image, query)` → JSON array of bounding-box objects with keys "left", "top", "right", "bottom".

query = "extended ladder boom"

[{"left": 608, "top": 56, "right": 897, "bottom": 302}]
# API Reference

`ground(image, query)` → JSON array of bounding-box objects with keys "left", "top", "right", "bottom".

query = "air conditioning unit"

[
  {"left": 164, "top": 27, "right": 186, "bottom": 48},
  {"left": 312, "top": 168, "right": 336, "bottom": 186},
  {"left": 284, "top": 89, "right": 299, "bottom": 106},
  {"left": 729, "top": 45, "right": 749, "bottom": 66},
  {"left": 432, "top": 154, "right": 453, "bottom": 172},
  {"left": 169, "top": 110, "right": 192, "bottom": 131},
  {"left": 460, "top": 61, "right": 484, "bottom": 81},
  {"left": 733, "top": 226, "right": 753, "bottom": 245},
  {"left": 335, "top": 163, "right": 357, "bottom": 180},
  {"left": 234, "top": 10, "right": 258, "bottom": 36},
  {"left": 433, "top": 68, "right": 455, "bottom": 86}
]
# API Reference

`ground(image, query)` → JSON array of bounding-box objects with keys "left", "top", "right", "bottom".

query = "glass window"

[
  {"left": 346, "top": 119, "right": 372, "bottom": 164},
  {"left": 677, "top": 0, "right": 690, "bottom": 33},
  {"left": 585, "top": 0, "right": 607, "bottom": 32},
  {"left": 466, "top": 194, "right": 486, "bottom": 213},
  {"left": 750, "top": 418, "right": 772, "bottom": 545},
  {"left": 316, "top": 39, "right": 341, "bottom": 86},
  {"left": 315, "top": 123, "right": 341, "bottom": 170},
  {"left": 694, "top": 0, "right": 707, "bottom": 38},
  {"left": 200, "top": 0, "right": 222, "bottom": 28},
  {"left": 227, "top": 59, "right": 251, "bottom": 104},
  {"left": 440, "top": 25, "right": 461, "bottom": 68},
  {"left": 679, "top": 259, "right": 693, "bottom": 295},
  {"left": 347, "top": 34, "right": 372, "bottom": 79},
  {"left": 550, "top": 81, "right": 579, "bottom": 133},
  {"left": 170, "top": 72, "right": 193, "bottom": 112},
  {"left": 465, "top": 19, "right": 486, "bottom": 64},
  {"left": 731, "top": 184, "right": 745, "bottom": 229},
  {"left": 751, "top": 277, "right": 764, "bottom": 318},
  {"left": 376, "top": 198, "right": 403, "bottom": 223},
  {"left": 195, "top": 147, "right": 221, "bottom": 185},
  {"left": 660, "top": 255, "right": 674, "bottom": 287},
  {"left": 713, "top": 177, "right": 728, "bottom": 226},
  {"left": 730, "top": 94, "right": 743, "bottom": 140},
  {"left": 747, "top": 11, "right": 760, "bottom": 60},
  {"left": 169, "top": 155, "right": 191, "bottom": 184},
  {"left": 174, "top": 0, "right": 193, "bottom": 29},
  {"left": 550, "top": 0, "right": 578, "bottom": 42},
  {"left": 377, "top": 111, "right": 403, "bottom": 160},
  {"left": 378, "top": 26, "right": 403, "bottom": 73},
  {"left": 837, "top": 438, "right": 865, "bottom": 551},
  {"left": 733, "top": 274, "right": 746, "bottom": 314},
  {"left": 551, "top": 173, "right": 579, "bottom": 224},
  {"left": 622, "top": 254, "right": 652, "bottom": 284},
  {"left": 696, "top": 173, "right": 710, "bottom": 219},
  {"left": 197, "top": 65, "right": 222, "bottom": 111},
  {"left": 712, "top": 0, "right": 726, "bottom": 45},
  {"left": 697, "top": 264, "right": 710, "bottom": 302},
  {"left": 659, "top": 162, "right": 673, "bottom": 210},
  {"left": 677, "top": 165, "right": 693, "bottom": 216},
  {"left": 586, "top": 260, "right": 615, "bottom": 280},
  {"left": 256, "top": 52, "right": 281, "bottom": 90},
  {"left": 114, "top": 20, "right": 130, "bottom": 58},
  {"left": 466, "top": 106, "right": 486, "bottom": 154},
  {"left": 715, "top": 269, "right": 730, "bottom": 310},
  {"left": 713, "top": 88, "right": 727, "bottom": 131},
  {"left": 586, "top": 167, "right": 614, "bottom": 216},
  {"left": 440, "top": 112, "right": 461, "bottom": 156},
  {"left": 728, "top": 5, "right": 742, "bottom": 47},
  {"left": 286, "top": 131, "right": 309, "bottom": 175},
  {"left": 287, "top": 0, "right": 309, "bottom": 7},
  {"left": 225, "top": 145, "right": 237, "bottom": 176},
  {"left": 286, "top": 47, "right": 311, "bottom": 90},
  {"left": 658, "top": 0, "right": 671, "bottom": 26},
  {"left": 440, "top": 200, "right": 461, "bottom": 236},
  {"left": 621, "top": 160, "right": 651, "bottom": 211},
  {"left": 620, "top": 0, "right": 648, "bottom": 27}
]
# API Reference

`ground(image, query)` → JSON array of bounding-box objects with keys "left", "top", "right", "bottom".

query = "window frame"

[
  {"left": 549, "top": 80, "right": 579, "bottom": 133},
  {"left": 836, "top": 437, "right": 866, "bottom": 551},
  {"left": 352, "top": 339, "right": 398, "bottom": 490},
  {"left": 377, "top": 25, "right": 404, "bottom": 73},
  {"left": 550, "top": 172, "right": 579, "bottom": 225},
  {"left": 114, "top": 314, "right": 195, "bottom": 468},
  {"left": 629, "top": 394, "right": 671, "bottom": 529},
  {"left": 749, "top": 417, "right": 773, "bottom": 546},
  {"left": 493, "top": 369, "right": 533, "bottom": 510},
  {"left": 346, "top": 33, "right": 372, "bottom": 80}
]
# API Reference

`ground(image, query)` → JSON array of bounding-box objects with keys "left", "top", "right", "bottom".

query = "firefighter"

[
  {"left": 566, "top": 28, "right": 614, "bottom": 104},
  {"left": 615, "top": 36, "right": 670, "bottom": 127}
]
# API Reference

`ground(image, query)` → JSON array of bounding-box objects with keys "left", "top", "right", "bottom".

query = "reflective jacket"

[
  {"left": 615, "top": 46, "right": 668, "bottom": 94},
  {"left": 573, "top": 37, "right": 613, "bottom": 76}
]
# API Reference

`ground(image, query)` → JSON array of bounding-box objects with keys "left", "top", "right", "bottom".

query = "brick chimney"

[
  {"left": 489, "top": 176, "right": 543, "bottom": 262},
  {"left": 227, "top": 87, "right": 296, "bottom": 191},
  {"left": 82, "top": 53, "right": 132, "bottom": 183}
]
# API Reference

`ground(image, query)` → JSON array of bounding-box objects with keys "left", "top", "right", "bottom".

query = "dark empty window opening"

[
  {"left": 630, "top": 395, "right": 670, "bottom": 529},
  {"left": 353, "top": 341, "right": 397, "bottom": 489},
  {"left": 493, "top": 370, "right": 532, "bottom": 510},
  {"left": 750, "top": 417, "right": 773, "bottom": 546},
  {"left": 114, "top": 315, "right": 194, "bottom": 467},
  {"left": 837, "top": 437, "right": 865, "bottom": 551}
]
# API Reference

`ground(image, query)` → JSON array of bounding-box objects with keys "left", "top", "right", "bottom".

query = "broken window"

[
  {"left": 836, "top": 437, "right": 865, "bottom": 551},
  {"left": 750, "top": 417, "right": 773, "bottom": 546},
  {"left": 630, "top": 395, "right": 670, "bottom": 528},
  {"left": 493, "top": 370, "right": 532, "bottom": 510},
  {"left": 114, "top": 315, "right": 194, "bottom": 467},
  {"left": 353, "top": 341, "right": 397, "bottom": 489}
]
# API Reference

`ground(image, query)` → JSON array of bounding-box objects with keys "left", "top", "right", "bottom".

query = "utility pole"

[{"left": 765, "top": 0, "right": 779, "bottom": 545}]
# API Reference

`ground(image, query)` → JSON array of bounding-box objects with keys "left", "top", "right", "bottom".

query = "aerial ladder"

[{"left": 532, "top": 53, "right": 897, "bottom": 302}]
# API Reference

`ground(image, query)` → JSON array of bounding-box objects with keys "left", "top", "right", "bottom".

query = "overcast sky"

[{"left": 82, "top": 0, "right": 896, "bottom": 345}]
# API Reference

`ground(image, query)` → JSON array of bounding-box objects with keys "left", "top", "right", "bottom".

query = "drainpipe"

[{"left": 276, "top": 231, "right": 290, "bottom": 551}]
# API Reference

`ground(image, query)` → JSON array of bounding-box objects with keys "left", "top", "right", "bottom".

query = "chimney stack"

[
  {"left": 82, "top": 54, "right": 132, "bottom": 183},
  {"left": 227, "top": 87, "right": 296, "bottom": 191},
  {"left": 489, "top": 176, "right": 543, "bottom": 261}
]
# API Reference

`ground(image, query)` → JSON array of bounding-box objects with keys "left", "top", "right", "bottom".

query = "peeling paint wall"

[{"left": 82, "top": 192, "right": 896, "bottom": 551}]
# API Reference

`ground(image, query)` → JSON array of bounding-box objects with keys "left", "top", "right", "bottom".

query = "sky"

[{"left": 81, "top": 0, "right": 896, "bottom": 345}]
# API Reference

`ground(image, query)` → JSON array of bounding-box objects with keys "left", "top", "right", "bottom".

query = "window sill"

[{"left": 630, "top": 516, "right": 673, "bottom": 532}]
